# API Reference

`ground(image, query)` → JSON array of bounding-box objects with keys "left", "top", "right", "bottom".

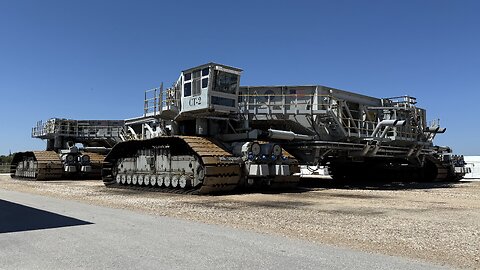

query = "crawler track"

[
  {"left": 424, "top": 156, "right": 453, "bottom": 181},
  {"left": 327, "top": 156, "right": 457, "bottom": 183},
  {"left": 11, "top": 151, "right": 105, "bottom": 180},
  {"left": 102, "top": 136, "right": 243, "bottom": 194},
  {"left": 11, "top": 151, "right": 63, "bottom": 180}
]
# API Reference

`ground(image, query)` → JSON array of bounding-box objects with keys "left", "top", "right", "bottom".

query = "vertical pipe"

[
  {"left": 159, "top": 83, "right": 163, "bottom": 113},
  {"left": 144, "top": 90, "right": 147, "bottom": 117}
]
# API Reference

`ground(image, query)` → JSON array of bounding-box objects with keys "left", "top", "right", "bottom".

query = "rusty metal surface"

[
  {"left": 10, "top": 151, "right": 63, "bottom": 180},
  {"left": 181, "top": 136, "right": 242, "bottom": 194}
]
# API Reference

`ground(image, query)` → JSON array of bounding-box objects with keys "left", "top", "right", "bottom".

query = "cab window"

[{"left": 213, "top": 71, "right": 238, "bottom": 95}]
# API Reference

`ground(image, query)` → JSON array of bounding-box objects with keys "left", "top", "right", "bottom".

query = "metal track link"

[
  {"left": 425, "top": 156, "right": 451, "bottom": 181},
  {"left": 105, "top": 183, "right": 204, "bottom": 195},
  {"left": 84, "top": 152, "right": 105, "bottom": 179},
  {"left": 181, "top": 136, "right": 242, "bottom": 194},
  {"left": 10, "top": 151, "right": 63, "bottom": 180},
  {"left": 34, "top": 151, "right": 63, "bottom": 180},
  {"left": 103, "top": 136, "right": 242, "bottom": 195}
]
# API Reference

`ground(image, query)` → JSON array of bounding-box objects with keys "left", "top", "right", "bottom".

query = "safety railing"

[
  {"left": 144, "top": 87, "right": 161, "bottom": 117},
  {"left": 143, "top": 85, "right": 179, "bottom": 117},
  {"left": 239, "top": 92, "right": 421, "bottom": 141},
  {"left": 384, "top": 96, "right": 417, "bottom": 109},
  {"left": 238, "top": 93, "right": 338, "bottom": 116},
  {"left": 32, "top": 119, "right": 124, "bottom": 139}
]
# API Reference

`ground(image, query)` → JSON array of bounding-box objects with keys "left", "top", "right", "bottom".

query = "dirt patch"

[{"left": 1, "top": 175, "right": 479, "bottom": 268}]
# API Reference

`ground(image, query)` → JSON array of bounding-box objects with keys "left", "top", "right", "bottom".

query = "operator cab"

[{"left": 179, "top": 63, "right": 242, "bottom": 118}]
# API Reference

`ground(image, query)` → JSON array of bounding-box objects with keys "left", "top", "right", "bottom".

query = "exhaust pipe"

[
  {"left": 424, "top": 126, "right": 446, "bottom": 133},
  {"left": 371, "top": 120, "right": 406, "bottom": 137},
  {"left": 267, "top": 129, "right": 314, "bottom": 141}
]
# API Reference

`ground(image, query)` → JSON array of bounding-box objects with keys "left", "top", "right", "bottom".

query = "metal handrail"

[
  {"left": 143, "top": 85, "right": 180, "bottom": 116},
  {"left": 32, "top": 122, "right": 124, "bottom": 138},
  {"left": 239, "top": 92, "right": 419, "bottom": 140}
]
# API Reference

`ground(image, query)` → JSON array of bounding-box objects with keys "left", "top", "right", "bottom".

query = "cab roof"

[{"left": 182, "top": 62, "right": 243, "bottom": 73}]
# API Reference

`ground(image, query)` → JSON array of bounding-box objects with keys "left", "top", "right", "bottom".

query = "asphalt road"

[{"left": 0, "top": 189, "right": 447, "bottom": 270}]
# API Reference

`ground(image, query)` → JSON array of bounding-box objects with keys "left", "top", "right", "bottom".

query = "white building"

[{"left": 464, "top": 156, "right": 480, "bottom": 179}]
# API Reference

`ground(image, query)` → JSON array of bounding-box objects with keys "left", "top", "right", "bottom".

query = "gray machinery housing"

[
  {"left": 238, "top": 85, "right": 458, "bottom": 181},
  {"left": 11, "top": 118, "right": 124, "bottom": 180},
  {"left": 103, "top": 63, "right": 466, "bottom": 194}
]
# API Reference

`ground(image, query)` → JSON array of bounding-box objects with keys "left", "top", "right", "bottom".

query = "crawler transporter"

[
  {"left": 103, "top": 64, "right": 299, "bottom": 193},
  {"left": 102, "top": 63, "right": 466, "bottom": 194},
  {"left": 11, "top": 118, "right": 124, "bottom": 180}
]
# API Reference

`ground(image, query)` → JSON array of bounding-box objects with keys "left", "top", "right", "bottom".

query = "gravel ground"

[{"left": 1, "top": 174, "right": 479, "bottom": 269}]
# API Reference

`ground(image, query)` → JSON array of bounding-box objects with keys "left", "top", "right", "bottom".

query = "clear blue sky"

[{"left": 0, "top": 0, "right": 479, "bottom": 155}]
